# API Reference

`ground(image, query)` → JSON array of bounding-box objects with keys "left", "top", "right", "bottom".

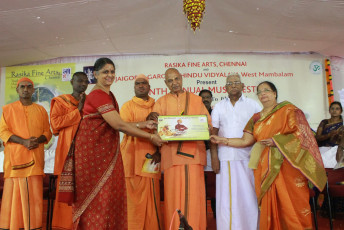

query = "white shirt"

[{"left": 211, "top": 95, "right": 261, "bottom": 161}]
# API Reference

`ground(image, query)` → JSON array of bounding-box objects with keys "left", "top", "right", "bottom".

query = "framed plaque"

[{"left": 157, "top": 115, "right": 210, "bottom": 141}]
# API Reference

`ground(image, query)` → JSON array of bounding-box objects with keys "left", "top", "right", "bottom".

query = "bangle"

[
  {"left": 136, "top": 123, "right": 140, "bottom": 129},
  {"left": 150, "top": 134, "right": 154, "bottom": 141}
]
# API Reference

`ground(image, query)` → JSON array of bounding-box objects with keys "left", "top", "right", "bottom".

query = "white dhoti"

[
  {"left": 216, "top": 160, "right": 258, "bottom": 230},
  {"left": 204, "top": 149, "right": 213, "bottom": 171}
]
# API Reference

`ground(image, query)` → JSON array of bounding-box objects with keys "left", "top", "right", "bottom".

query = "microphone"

[{"left": 177, "top": 209, "right": 193, "bottom": 230}]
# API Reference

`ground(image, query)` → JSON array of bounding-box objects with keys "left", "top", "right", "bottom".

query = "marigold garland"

[
  {"left": 183, "top": 0, "right": 205, "bottom": 31},
  {"left": 325, "top": 58, "right": 334, "bottom": 105}
]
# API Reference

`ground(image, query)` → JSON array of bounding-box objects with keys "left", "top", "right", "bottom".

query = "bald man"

[
  {"left": 149, "top": 68, "right": 211, "bottom": 230},
  {"left": 0, "top": 77, "right": 52, "bottom": 230},
  {"left": 120, "top": 74, "right": 162, "bottom": 230}
]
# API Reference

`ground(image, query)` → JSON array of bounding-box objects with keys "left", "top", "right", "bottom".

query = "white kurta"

[{"left": 212, "top": 95, "right": 261, "bottom": 230}]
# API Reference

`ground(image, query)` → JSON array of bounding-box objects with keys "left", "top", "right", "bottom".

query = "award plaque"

[{"left": 157, "top": 115, "right": 210, "bottom": 141}]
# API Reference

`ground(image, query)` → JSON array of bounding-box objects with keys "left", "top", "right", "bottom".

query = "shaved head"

[
  {"left": 164, "top": 68, "right": 183, "bottom": 94},
  {"left": 165, "top": 68, "right": 181, "bottom": 79}
]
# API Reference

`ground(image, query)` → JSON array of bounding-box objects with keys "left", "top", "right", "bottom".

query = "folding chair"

[
  {"left": 45, "top": 174, "right": 58, "bottom": 230},
  {"left": 324, "top": 168, "right": 344, "bottom": 230},
  {"left": 309, "top": 187, "right": 318, "bottom": 230}
]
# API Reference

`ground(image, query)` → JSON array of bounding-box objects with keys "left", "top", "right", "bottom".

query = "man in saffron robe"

[
  {"left": 149, "top": 68, "right": 211, "bottom": 230},
  {"left": 120, "top": 74, "right": 162, "bottom": 230},
  {"left": 0, "top": 77, "right": 52, "bottom": 230},
  {"left": 50, "top": 72, "right": 88, "bottom": 229}
]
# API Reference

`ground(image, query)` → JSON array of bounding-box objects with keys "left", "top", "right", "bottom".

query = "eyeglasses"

[
  {"left": 226, "top": 81, "right": 242, "bottom": 86},
  {"left": 257, "top": 89, "right": 273, "bottom": 95}
]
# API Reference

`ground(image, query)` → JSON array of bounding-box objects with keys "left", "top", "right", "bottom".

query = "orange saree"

[{"left": 244, "top": 101, "right": 327, "bottom": 230}]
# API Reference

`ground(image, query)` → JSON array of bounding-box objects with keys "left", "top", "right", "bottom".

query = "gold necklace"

[{"left": 261, "top": 104, "right": 277, "bottom": 117}]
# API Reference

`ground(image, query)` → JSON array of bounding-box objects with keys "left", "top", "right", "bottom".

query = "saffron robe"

[
  {"left": 153, "top": 92, "right": 211, "bottom": 230},
  {"left": 0, "top": 101, "right": 52, "bottom": 230},
  {"left": 50, "top": 94, "right": 82, "bottom": 230},
  {"left": 120, "top": 96, "right": 162, "bottom": 230}
]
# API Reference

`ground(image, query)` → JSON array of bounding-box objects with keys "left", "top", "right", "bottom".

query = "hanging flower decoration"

[
  {"left": 183, "top": 0, "right": 206, "bottom": 31},
  {"left": 325, "top": 59, "right": 334, "bottom": 104}
]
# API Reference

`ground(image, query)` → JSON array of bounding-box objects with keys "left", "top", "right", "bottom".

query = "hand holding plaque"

[{"left": 157, "top": 115, "right": 209, "bottom": 141}]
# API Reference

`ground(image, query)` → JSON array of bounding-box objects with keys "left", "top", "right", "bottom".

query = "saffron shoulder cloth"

[{"left": 246, "top": 101, "right": 327, "bottom": 202}]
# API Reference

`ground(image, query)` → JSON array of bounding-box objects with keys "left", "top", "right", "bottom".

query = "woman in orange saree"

[
  {"left": 58, "top": 58, "right": 165, "bottom": 229},
  {"left": 211, "top": 81, "right": 327, "bottom": 230}
]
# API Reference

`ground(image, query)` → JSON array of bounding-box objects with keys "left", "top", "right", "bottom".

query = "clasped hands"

[{"left": 22, "top": 137, "right": 40, "bottom": 150}]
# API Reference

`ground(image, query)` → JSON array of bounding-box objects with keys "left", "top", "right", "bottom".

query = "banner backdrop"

[
  {"left": 5, "top": 63, "right": 75, "bottom": 104},
  {"left": 2, "top": 54, "right": 327, "bottom": 145},
  {"left": 100, "top": 54, "right": 327, "bottom": 130},
  {"left": 4, "top": 63, "right": 75, "bottom": 149}
]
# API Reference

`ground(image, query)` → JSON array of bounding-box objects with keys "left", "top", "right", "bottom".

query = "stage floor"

[{"left": 0, "top": 199, "right": 342, "bottom": 229}]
